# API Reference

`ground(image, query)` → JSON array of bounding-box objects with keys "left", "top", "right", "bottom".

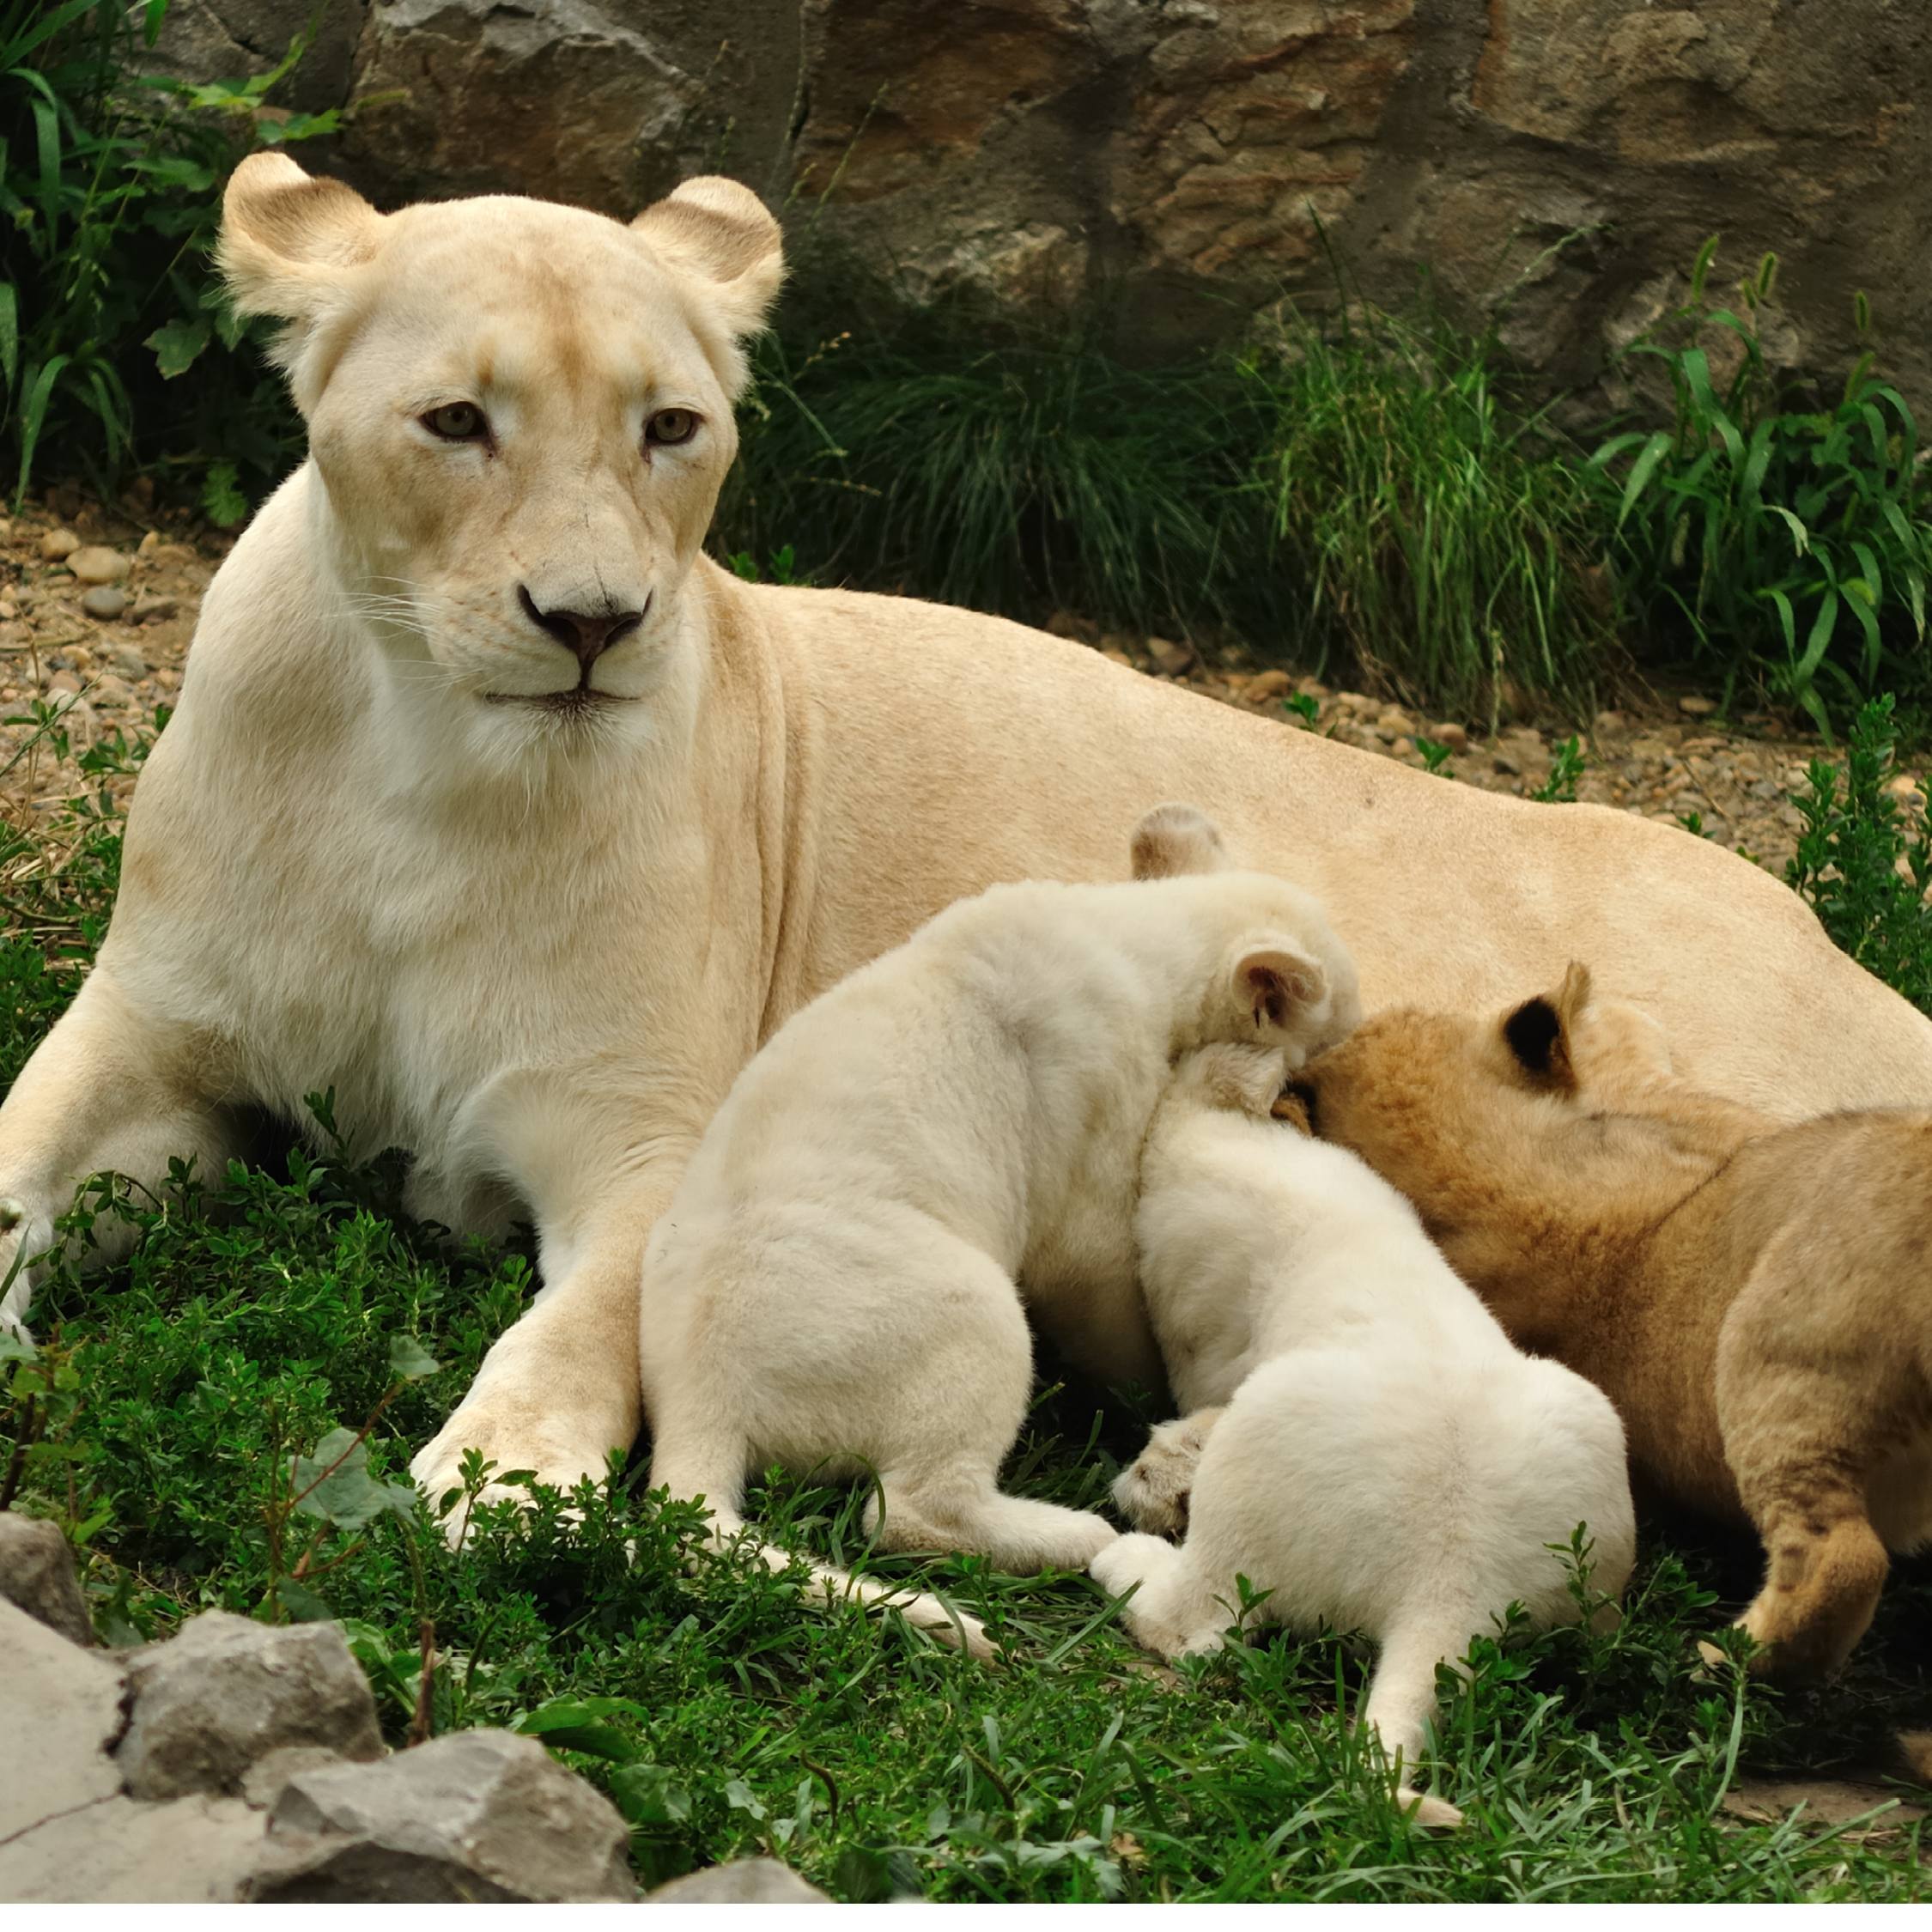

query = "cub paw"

[{"left": 1113, "top": 1408, "right": 1223, "bottom": 1537}]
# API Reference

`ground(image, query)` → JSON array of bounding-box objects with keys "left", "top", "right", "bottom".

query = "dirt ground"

[{"left": 0, "top": 489, "right": 1911, "bottom": 882}]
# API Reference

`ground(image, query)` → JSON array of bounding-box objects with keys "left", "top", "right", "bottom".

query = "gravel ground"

[{"left": 0, "top": 491, "right": 1916, "bottom": 881}]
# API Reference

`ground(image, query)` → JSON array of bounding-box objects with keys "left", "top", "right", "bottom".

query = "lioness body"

[
  {"left": 1298, "top": 968, "right": 1932, "bottom": 1684},
  {"left": 3, "top": 159, "right": 1931, "bottom": 1506}
]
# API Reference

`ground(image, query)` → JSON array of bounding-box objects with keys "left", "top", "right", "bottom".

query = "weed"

[
  {"left": 1529, "top": 736, "right": 1588, "bottom": 804},
  {"left": 0, "top": 0, "right": 336, "bottom": 509},
  {"left": 1244, "top": 299, "right": 1619, "bottom": 730},
  {"left": 1784, "top": 693, "right": 1932, "bottom": 1012},
  {"left": 1590, "top": 239, "right": 1932, "bottom": 737}
]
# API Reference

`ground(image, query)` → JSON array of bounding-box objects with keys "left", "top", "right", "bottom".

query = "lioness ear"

[
  {"left": 632, "top": 176, "right": 783, "bottom": 341},
  {"left": 1232, "top": 944, "right": 1327, "bottom": 1035},
  {"left": 1502, "top": 989, "right": 1577, "bottom": 1092},
  {"left": 218, "top": 154, "right": 386, "bottom": 411},
  {"left": 1131, "top": 803, "right": 1231, "bottom": 880}
]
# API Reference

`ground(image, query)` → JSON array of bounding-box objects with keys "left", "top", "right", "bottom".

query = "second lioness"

[{"left": 641, "top": 806, "right": 1357, "bottom": 1651}]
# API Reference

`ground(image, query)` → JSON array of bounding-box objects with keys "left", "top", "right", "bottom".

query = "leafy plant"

[
  {"left": 1529, "top": 735, "right": 1587, "bottom": 804},
  {"left": 0, "top": 0, "right": 338, "bottom": 509},
  {"left": 1244, "top": 298, "right": 1619, "bottom": 729},
  {"left": 1590, "top": 239, "right": 1932, "bottom": 736},
  {"left": 1784, "top": 692, "right": 1932, "bottom": 1012}
]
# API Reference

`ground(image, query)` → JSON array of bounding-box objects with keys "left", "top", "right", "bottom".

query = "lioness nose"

[{"left": 519, "top": 586, "right": 647, "bottom": 669}]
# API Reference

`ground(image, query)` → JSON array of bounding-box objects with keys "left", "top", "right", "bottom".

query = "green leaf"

[
  {"left": 610, "top": 1763, "right": 694, "bottom": 1828},
  {"left": 833, "top": 1844, "right": 921, "bottom": 1902},
  {"left": 144, "top": 317, "right": 210, "bottom": 380},
  {"left": 143, "top": 0, "right": 170, "bottom": 46},
  {"left": 276, "top": 1577, "right": 335, "bottom": 1622},
  {"left": 0, "top": 282, "right": 16, "bottom": 397},
  {"left": 290, "top": 1428, "right": 395, "bottom": 1529},
  {"left": 201, "top": 461, "right": 249, "bottom": 528},
  {"left": 386, "top": 1334, "right": 441, "bottom": 1381}
]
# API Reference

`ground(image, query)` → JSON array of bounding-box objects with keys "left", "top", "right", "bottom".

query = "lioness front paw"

[
  {"left": 0, "top": 1196, "right": 53, "bottom": 1340},
  {"left": 1112, "top": 1408, "right": 1224, "bottom": 1537},
  {"left": 410, "top": 1406, "right": 623, "bottom": 1550}
]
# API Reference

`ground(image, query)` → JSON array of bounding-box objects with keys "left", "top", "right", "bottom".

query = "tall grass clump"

[
  {"left": 718, "top": 309, "right": 1273, "bottom": 642},
  {"left": 1590, "top": 239, "right": 1932, "bottom": 736},
  {"left": 1240, "top": 300, "right": 1620, "bottom": 727},
  {"left": 0, "top": 0, "right": 337, "bottom": 513}
]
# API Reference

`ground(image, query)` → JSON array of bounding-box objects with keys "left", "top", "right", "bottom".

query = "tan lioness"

[
  {"left": 1, "top": 154, "right": 1929, "bottom": 1519},
  {"left": 1291, "top": 963, "right": 1932, "bottom": 1707}
]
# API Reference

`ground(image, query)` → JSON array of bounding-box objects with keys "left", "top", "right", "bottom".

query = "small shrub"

[
  {"left": 1590, "top": 239, "right": 1932, "bottom": 735},
  {"left": 1784, "top": 692, "right": 1932, "bottom": 1012},
  {"left": 1243, "top": 299, "right": 1620, "bottom": 728},
  {"left": 0, "top": 0, "right": 337, "bottom": 510}
]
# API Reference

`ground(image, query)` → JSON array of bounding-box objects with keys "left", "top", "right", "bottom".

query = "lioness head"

[{"left": 220, "top": 155, "right": 782, "bottom": 769}]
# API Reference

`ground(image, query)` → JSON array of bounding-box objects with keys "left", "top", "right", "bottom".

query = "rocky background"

[{"left": 141, "top": 0, "right": 1932, "bottom": 415}]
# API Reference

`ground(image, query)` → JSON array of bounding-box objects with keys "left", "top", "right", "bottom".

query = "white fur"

[
  {"left": 641, "top": 849, "right": 1361, "bottom": 1655},
  {"left": 1093, "top": 1046, "right": 1637, "bottom": 1826}
]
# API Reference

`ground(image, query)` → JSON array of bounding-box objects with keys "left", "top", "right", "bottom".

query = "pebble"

[
  {"left": 131, "top": 596, "right": 179, "bottom": 626},
  {"left": 67, "top": 547, "right": 129, "bottom": 586},
  {"left": 108, "top": 643, "right": 149, "bottom": 679},
  {"left": 39, "top": 529, "right": 79, "bottom": 562},
  {"left": 1679, "top": 695, "right": 1717, "bottom": 717},
  {"left": 1246, "top": 668, "right": 1291, "bottom": 701},
  {"left": 80, "top": 586, "right": 126, "bottom": 622},
  {"left": 1146, "top": 635, "right": 1194, "bottom": 676}
]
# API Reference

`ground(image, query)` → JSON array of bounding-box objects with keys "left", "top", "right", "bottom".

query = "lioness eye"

[
  {"left": 422, "top": 402, "right": 486, "bottom": 441},
  {"left": 645, "top": 408, "right": 698, "bottom": 447}
]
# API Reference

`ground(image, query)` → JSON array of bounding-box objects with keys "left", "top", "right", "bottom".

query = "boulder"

[
  {"left": 0, "top": 1595, "right": 125, "bottom": 1842},
  {"left": 115, "top": 1610, "right": 384, "bottom": 1802},
  {"left": 245, "top": 1729, "right": 635, "bottom": 1903},
  {"left": 646, "top": 1858, "right": 832, "bottom": 1903},
  {"left": 0, "top": 1510, "right": 94, "bottom": 1647},
  {"left": 0, "top": 1793, "right": 266, "bottom": 1905}
]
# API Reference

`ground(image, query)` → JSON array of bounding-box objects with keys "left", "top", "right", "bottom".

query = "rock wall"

[{"left": 149, "top": 0, "right": 1932, "bottom": 410}]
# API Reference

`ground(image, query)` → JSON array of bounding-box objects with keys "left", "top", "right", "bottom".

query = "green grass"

[{"left": 4, "top": 744, "right": 1931, "bottom": 1901}]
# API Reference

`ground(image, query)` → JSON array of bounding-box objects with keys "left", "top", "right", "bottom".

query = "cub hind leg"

[{"left": 1716, "top": 1251, "right": 1913, "bottom": 1678}]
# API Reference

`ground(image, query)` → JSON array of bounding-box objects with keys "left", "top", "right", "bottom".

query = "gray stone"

[
  {"left": 0, "top": 1595, "right": 125, "bottom": 1841},
  {"left": 241, "top": 1744, "right": 347, "bottom": 1812},
  {"left": 0, "top": 1510, "right": 94, "bottom": 1648},
  {"left": 246, "top": 1728, "right": 635, "bottom": 1903},
  {"left": 127, "top": 598, "right": 176, "bottom": 629},
  {"left": 646, "top": 1858, "right": 832, "bottom": 1904},
  {"left": 115, "top": 1610, "right": 383, "bottom": 1802},
  {"left": 81, "top": 586, "right": 127, "bottom": 622},
  {"left": 0, "top": 1792, "right": 265, "bottom": 1904}
]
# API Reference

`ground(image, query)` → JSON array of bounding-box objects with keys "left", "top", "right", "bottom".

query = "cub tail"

[
  {"left": 650, "top": 1433, "right": 994, "bottom": 1662},
  {"left": 1360, "top": 1613, "right": 1472, "bottom": 1830}
]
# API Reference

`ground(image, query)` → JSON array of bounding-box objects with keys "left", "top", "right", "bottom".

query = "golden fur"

[{"left": 1294, "top": 964, "right": 1932, "bottom": 1698}]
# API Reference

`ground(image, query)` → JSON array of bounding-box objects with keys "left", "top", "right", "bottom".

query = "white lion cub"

[
  {"left": 1093, "top": 1045, "right": 1636, "bottom": 1826},
  {"left": 641, "top": 806, "right": 1359, "bottom": 1656}
]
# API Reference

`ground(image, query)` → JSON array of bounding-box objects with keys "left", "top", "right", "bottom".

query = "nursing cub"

[
  {"left": 1296, "top": 962, "right": 1932, "bottom": 1707},
  {"left": 641, "top": 805, "right": 1358, "bottom": 1653},
  {"left": 1094, "top": 1044, "right": 1634, "bottom": 1826}
]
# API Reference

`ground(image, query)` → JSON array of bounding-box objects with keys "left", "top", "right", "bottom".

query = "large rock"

[
  {"left": 647, "top": 1858, "right": 832, "bottom": 1903},
  {"left": 245, "top": 1729, "right": 635, "bottom": 1902},
  {"left": 0, "top": 1595, "right": 125, "bottom": 1841},
  {"left": 300, "top": 0, "right": 1932, "bottom": 416},
  {"left": 0, "top": 1793, "right": 266, "bottom": 1905},
  {"left": 115, "top": 1610, "right": 384, "bottom": 1802},
  {"left": 0, "top": 1510, "right": 93, "bottom": 1648}
]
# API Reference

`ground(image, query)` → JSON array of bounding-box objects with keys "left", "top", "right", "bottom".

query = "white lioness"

[
  {"left": 0, "top": 155, "right": 1929, "bottom": 1512},
  {"left": 1094, "top": 1044, "right": 1635, "bottom": 1827},
  {"left": 642, "top": 805, "right": 1358, "bottom": 1651}
]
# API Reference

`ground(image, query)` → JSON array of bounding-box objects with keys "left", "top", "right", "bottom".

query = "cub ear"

[
  {"left": 1131, "top": 802, "right": 1231, "bottom": 880},
  {"left": 1501, "top": 968, "right": 1589, "bottom": 1093},
  {"left": 632, "top": 176, "right": 784, "bottom": 341},
  {"left": 1233, "top": 944, "right": 1327, "bottom": 1035}
]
